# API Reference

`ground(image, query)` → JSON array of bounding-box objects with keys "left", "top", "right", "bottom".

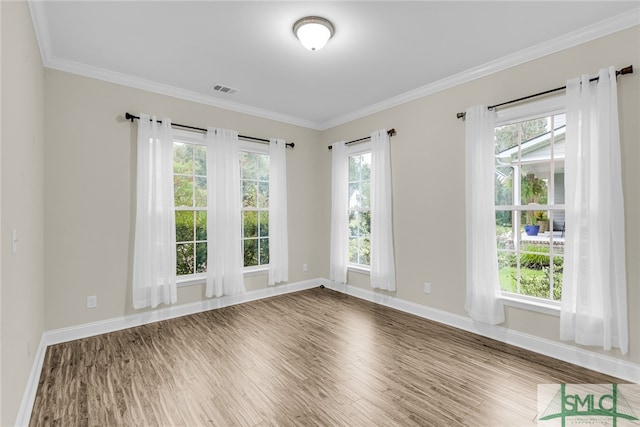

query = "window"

[
  {"left": 173, "top": 133, "right": 207, "bottom": 276},
  {"left": 348, "top": 151, "right": 371, "bottom": 267},
  {"left": 494, "top": 110, "right": 565, "bottom": 302},
  {"left": 172, "top": 132, "right": 271, "bottom": 278},
  {"left": 240, "top": 149, "right": 270, "bottom": 268}
]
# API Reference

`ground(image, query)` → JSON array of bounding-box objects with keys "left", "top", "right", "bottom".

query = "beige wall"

[
  {"left": 1, "top": 3, "right": 4, "bottom": 423},
  {"left": 5, "top": 8, "right": 636, "bottom": 423},
  {"left": 1, "top": 2, "right": 3, "bottom": 424},
  {"left": 43, "top": 26, "right": 640, "bottom": 365},
  {"left": 43, "top": 70, "right": 326, "bottom": 330},
  {"left": 1, "top": 1, "right": 45, "bottom": 425},
  {"left": 321, "top": 26, "right": 640, "bottom": 364}
]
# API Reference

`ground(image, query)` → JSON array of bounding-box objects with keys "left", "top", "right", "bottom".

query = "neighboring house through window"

[{"left": 494, "top": 99, "right": 565, "bottom": 303}]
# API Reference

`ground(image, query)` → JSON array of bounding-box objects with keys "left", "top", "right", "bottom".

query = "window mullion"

[
  {"left": 174, "top": 137, "right": 208, "bottom": 278},
  {"left": 239, "top": 149, "right": 270, "bottom": 268},
  {"left": 347, "top": 152, "right": 371, "bottom": 268},
  {"left": 494, "top": 109, "right": 566, "bottom": 303}
]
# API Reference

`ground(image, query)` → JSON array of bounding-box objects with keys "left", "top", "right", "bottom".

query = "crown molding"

[
  {"left": 27, "top": 1, "right": 321, "bottom": 130},
  {"left": 28, "top": 1, "right": 639, "bottom": 131},
  {"left": 45, "top": 56, "right": 323, "bottom": 130},
  {"left": 319, "top": 7, "right": 640, "bottom": 130},
  {"left": 28, "top": 0, "right": 53, "bottom": 66}
]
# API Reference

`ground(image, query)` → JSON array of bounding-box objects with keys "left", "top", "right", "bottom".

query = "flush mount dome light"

[{"left": 293, "top": 16, "right": 334, "bottom": 51}]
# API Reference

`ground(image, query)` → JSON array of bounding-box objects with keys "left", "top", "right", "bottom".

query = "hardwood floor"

[{"left": 30, "top": 287, "right": 624, "bottom": 426}]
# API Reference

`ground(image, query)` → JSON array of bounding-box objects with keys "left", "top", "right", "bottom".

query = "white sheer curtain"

[
  {"left": 464, "top": 105, "right": 505, "bottom": 325},
  {"left": 560, "top": 66, "right": 628, "bottom": 354},
  {"left": 268, "top": 139, "right": 289, "bottom": 285},
  {"left": 206, "top": 128, "right": 246, "bottom": 298},
  {"left": 370, "top": 130, "right": 396, "bottom": 291},
  {"left": 133, "top": 114, "right": 177, "bottom": 309},
  {"left": 329, "top": 141, "right": 349, "bottom": 283}
]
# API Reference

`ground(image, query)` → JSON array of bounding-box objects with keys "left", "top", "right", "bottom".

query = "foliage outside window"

[
  {"left": 348, "top": 152, "right": 371, "bottom": 266},
  {"left": 494, "top": 113, "right": 566, "bottom": 301},
  {"left": 174, "top": 140, "right": 207, "bottom": 276},
  {"left": 240, "top": 150, "right": 270, "bottom": 268},
  {"left": 173, "top": 135, "right": 271, "bottom": 277}
]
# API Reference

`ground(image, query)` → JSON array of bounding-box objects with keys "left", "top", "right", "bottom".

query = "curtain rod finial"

[
  {"left": 618, "top": 65, "right": 633, "bottom": 76},
  {"left": 457, "top": 112, "right": 466, "bottom": 120}
]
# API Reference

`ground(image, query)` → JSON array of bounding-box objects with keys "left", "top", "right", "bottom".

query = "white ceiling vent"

[{"left": 212, "top": 84, "right": 238, "bottom": 95}]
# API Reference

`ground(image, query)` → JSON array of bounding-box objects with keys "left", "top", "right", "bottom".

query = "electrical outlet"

[
  {"left": 303, "top": 263, "right": 309, "bottom": 272},
  {"left": 87, "top": 295, "right": 97, "bottom": 309},
  {"left": 423, "top": 282, "right": 431, "bottom": 294}
]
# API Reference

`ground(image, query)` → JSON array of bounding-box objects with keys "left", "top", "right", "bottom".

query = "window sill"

[
  {"left": 243, "top": 266, "right": 269, "bottom": 277},
  {"left": 348, "top": 264, "right": 370, "bottom": 275},
  {"left": 176, "top": 267, "right": 269, "bottom": 288},
  {"left": 500, "top": 292, "right": 560, "bottom": 316},
  {"left": 177, "top": 274, "right": 206, "bottom": 288}
]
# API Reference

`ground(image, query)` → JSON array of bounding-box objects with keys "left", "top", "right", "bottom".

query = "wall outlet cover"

[{"left": 87, "top": 295, "right": 97, "bottom": 309}]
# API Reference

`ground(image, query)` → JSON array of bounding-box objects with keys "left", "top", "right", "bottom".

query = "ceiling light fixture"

[{"left": 293, "top": 16, "right": 334, "bottom": 51}]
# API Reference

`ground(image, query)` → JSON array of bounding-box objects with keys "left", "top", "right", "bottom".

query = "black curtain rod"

[
  {"left": 327, "top": 128, "right": 396, "bottom": 150},
  {"left": 124, "top": 113, "right": 295, "bottom": 148},
  {"left": 455, "top": 65, "right": 634, "bottom": 120}
]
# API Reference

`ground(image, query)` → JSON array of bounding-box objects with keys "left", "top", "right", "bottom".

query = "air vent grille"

[{"left": 212, "top": 84, "right": 238, "bottom": 95}]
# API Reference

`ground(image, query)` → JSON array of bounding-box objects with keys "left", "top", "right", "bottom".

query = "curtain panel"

[
  {"left": 132, "top": 114, "right": 177, "bottom": 309},
  {"left": 560, "top": 66, "right": 628, "bottom": 354},
  {"left": 329, "top": 141, "right": 349, "bottom": 283},
  {"left": 464, "top": 105, "right": 505, "bottom": 325},
  {"left": 370, "top": 129, "right": 397, "bottom": 291},
  {"left": 268, "top": 139, "right": 289, "bottom": 285},
  {"left": 206, "top": 128, "right": 246, "bottom": 298}
]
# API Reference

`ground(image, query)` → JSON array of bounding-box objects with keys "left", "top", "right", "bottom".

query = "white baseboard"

[
  {"left": 14, "top": 334, "right": 47, "bottom": 427},
  {"left": 321, "top": 279, "right": 640, "bottom": 384},
  {"left": 18, "top": 277, "right": 640, "bottom": 426},
  {"left": 15, "top": 278, "right": 323, "bottom": 426},
  {"left": 43, "top": 279, "right": 322, "bottom": 346}
]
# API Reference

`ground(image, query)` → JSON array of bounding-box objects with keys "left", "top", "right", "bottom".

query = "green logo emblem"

[{"left": 539, "top": 384, "right": 639, "bottom": 426}]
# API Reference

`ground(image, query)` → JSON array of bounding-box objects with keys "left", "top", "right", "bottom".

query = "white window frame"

[
  {"left": 238, "top": 140, "right": 271, "bottom": 275},
  {"left": 494, "top": 97, "right": 566, "bottom": 316},
  {"left": 173, "top": 130, "right": 208, "bottom": 286},
  {"left": 174, "top": 133, "right": 271, "bottom": 288},
  {"left": 346, "top": 142, "right": 372, "bottom": 272}
]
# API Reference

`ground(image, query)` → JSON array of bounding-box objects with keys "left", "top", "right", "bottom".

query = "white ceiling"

[{"left": 29, "top": 1, "right": 640, "bottom": 130}]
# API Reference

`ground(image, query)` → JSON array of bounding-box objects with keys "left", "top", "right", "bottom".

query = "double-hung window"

[
  {"left": 173, "top": 131, "right": 208, "bottom": 277},
  {"left": 330, "top": 131, "right": 394, "bottom": 288},
  {"left": 348, "top": 148, "right": 371, "bottom": 268},
  {"left": 172, "top": 132, "right": 270, "bottom": 280},
  {"left": 239, "top": 142, "right": 270, "bottom": 270},
  {"left": 494, "top": 99, "right": 565, "bottom": 304}
]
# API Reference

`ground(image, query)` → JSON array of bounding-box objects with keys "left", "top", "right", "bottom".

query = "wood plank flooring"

[{"left": 30, "top": 287, "right": 624, "bottom": 426}]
